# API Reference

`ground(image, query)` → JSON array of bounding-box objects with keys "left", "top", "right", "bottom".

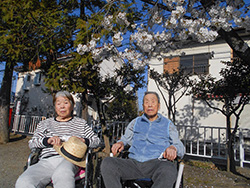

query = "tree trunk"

[
  {"left": 217, "top": 29, "right": 250, "bottom": 65},
  {"left": 80, "top": 0, "right": 86, "bottom": 20},
  {"left": 168, "top": 96, "right": 171, "bottom": 120},
  {"left": 95, "top": 97, "right": 110, "bottom": 155},
  {"left": 81, "top": 92, "right": 88, "bottom": 120},
  {"left": 226, "top": 116, "right": 236, "bottom": 173},
  {"left": 199, "top": 0, "right": 250, "bottom": 65},
  {"left": 0, "top": 62, "right": 14, "bottom": 144}
]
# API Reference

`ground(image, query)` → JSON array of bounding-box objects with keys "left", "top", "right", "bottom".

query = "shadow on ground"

[{"left": 0, "top": 133, "right": 250, "bottom": 188}]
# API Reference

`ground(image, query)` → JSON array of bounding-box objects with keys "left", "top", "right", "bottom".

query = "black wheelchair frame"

[
  {"left": 24, "top": 147, "right": 98, "bottom": 188},
  {"left": 115, "top": 150, "right": 185, "bottom": 188}
]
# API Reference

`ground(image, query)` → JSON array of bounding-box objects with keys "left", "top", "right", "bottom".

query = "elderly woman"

[{"left": 15, "top": 91, "right": 100, "bottom": 188}]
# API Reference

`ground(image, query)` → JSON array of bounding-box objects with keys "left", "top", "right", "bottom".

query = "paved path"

[{"left": 0, "top": 135, "right": 30, "bottom": 188}]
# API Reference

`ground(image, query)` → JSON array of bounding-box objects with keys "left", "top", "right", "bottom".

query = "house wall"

[
  {"left": 99, "top": 57, "right": 123, "bottom": 77},
  {"left": 85, "top": 56, "right": 123, "bottom": 122},
  {"left": 14, "top": 56, "right": 123, "bottom": 121},
  {"left": 15, "top": 70, "right": 82, "bottom": 117},
  {"left": 148, "top": 39, "right": 250, "bottom": 130}
]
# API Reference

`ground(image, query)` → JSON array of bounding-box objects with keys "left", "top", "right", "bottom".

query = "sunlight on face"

[
  {"left": 55, "top": 96, "right": 73, "bottom": 121},
  {"left": 143, "top": 93, "right": 160, "bottom": 121}
]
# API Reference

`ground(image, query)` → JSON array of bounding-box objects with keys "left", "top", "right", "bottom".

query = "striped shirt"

[{"left": 28, "top": 116, "right": 100, "bottom": 159}]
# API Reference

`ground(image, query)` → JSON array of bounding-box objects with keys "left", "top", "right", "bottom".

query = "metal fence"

[
  {"left": 12, "top": 115, "right": 46, "bottom": 135},
  {"left": 177, "top": 125, "right": 250, "bottom": 167},
  {"left": 12, "top": 115, "right": 250, "bottom": 167}
]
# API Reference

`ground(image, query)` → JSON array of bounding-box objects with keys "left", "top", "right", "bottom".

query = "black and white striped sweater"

[{"left": 28, "top": 116, "right": 100, "bottom": 159}]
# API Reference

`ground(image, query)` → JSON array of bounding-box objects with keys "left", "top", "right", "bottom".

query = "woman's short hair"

[
  {"left": 143, "top": 91, "right": 160, "bottom": 104},
  {"left": 53, "top": 91, "right": 75, "bottom": 106}
]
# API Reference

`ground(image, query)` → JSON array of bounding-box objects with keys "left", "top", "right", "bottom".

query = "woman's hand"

[
  {"left": 48, "top": 136, "right": 62, "bottom": 146},
  {"left": 78, "top": 137, "right": 86, "bottom": 143}
]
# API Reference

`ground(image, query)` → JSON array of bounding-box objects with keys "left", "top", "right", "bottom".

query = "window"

[
  {"left": 164, "top": 57, "right": 180, "bottom": 74},
  {"left": 23, "top": 75, "right": 31, "bottom": 91},
  {"left": 34, "top": 72, "right": 41, "bottom": 86},
  {"left": 164, "top": 53, "right": 211, "bottom": 75},
  {"left": 27, "top": 75, "right": 31, "bottom": 81}
]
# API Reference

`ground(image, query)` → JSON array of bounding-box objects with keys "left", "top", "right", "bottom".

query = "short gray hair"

[
  {"left": 53, "top": 91, "right": 75, "bottom": 105},
  {"left": 143, "top": 91, "right": 160, "bottom": 104}
]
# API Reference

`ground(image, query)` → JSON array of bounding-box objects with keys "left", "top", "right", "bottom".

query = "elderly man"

[{"left": 101, "top": 91, "right": 185, "bottom": 188}]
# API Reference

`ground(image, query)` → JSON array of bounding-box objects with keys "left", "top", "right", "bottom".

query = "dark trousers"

[{"left": 100, "top": 157, "right": 177, "bottom": 188}]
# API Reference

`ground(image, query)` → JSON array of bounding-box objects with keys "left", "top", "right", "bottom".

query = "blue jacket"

[{"left": 119, "top": 113, "right": 185, "bottom": 162}]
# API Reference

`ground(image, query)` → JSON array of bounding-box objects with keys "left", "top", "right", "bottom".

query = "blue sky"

[{"left": 0, "top": 62, "right": 17, "bottom": 93}]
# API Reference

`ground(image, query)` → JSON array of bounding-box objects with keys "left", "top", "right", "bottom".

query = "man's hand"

[
  {"left": 48, "top": 136, "right": 62, "bottom": 146},
  {"left": 111, "top": 142, "right": 124, "bottom": 156},
  {"left": 163, "top": 145, "right": 177, "bottom": 161}
]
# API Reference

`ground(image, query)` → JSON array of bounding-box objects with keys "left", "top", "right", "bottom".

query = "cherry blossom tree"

[
  {"left": 75, "top": 0, "right": 250, "bottom": 172},
  {"left": 76, "top": 0, "right": 250, "bottom": 66}
]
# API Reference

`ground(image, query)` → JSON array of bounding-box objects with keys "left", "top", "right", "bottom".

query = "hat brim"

[{"left": 54, "top": 144, "right": 86, "bottom": 168}]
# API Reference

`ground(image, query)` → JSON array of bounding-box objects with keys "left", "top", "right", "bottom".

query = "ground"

[{"left": 0, "top": 133, "right": 250, "bottom": 188}]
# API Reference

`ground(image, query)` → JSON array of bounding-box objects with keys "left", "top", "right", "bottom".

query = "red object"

[{"left": 9, "top": 108, "right": 12, "bottom": 126}]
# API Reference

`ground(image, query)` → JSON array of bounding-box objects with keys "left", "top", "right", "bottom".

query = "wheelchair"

[
  {"left": 121, "top": 160, "right": 184, "bottom": 188},
  {"left": 100, "top": 122, "right": 185, "bottom": 188},
  {"left": 24, "top": 147, "right": 98, "bottom": 188},
  {"left": 113, "top": 150, "right": 185, "bottom": 188}
]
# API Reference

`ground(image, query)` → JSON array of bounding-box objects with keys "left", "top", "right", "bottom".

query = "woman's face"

[{"left": 55, "top": 96, "right": 73, "bottom": 120}]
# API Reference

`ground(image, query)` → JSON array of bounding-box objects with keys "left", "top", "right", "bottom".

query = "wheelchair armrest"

[
  {"left": 175, "top": 161, "right": 184, "bottom": 188},
  {"left": 27, "top": 148, "right": 42, "bottom": 167},
  {"left": 114, "top": 144, "right": 130, "bottom": 158},
  {"left": 117, "top": 150, "right": 130, "bottom": 158}
]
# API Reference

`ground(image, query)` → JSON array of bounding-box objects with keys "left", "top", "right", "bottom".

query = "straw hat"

[{"left": 54, "top": 136, "right": 87, "bottom": 167}]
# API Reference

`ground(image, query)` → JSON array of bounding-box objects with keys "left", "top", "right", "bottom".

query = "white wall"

[
  {"left": 15, "top": 70, "right": 81, "bottom": 117},
  {"left": 148, "top": 41, "right": 250, "bottom": 130},
  {"left": 14, "top": 56, "right": 123, "bottom": 120},
  {"left": 99, "top": 56, "right": 123, "bottom": 78}
]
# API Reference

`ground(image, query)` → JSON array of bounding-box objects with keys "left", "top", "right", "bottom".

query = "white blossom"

[
  {"left": 89, "top": 40, "right": 97, "bottom": 50},
  {"left": 112, "top": 32, "right": 123, "bottom": 47},
  {"left": 196, "top": 27, "right": 218, "bottom": 43},
  {"left": 130, "top": 30, "right": 156, "bottom": 53},
  {"left": 165, "top": 17, "right": 178, "bottom": 28},
  {"left": 178, "top": 30, "right": 189, "bottom": 40},
  {"left": 77, "top": 44, "right": 88, "bottom": 55},
  {"left": 102, "top": 15, "right": 113, "bottom": 30},
  {"left": 120, "top": 49, "right": 145, "bottom": 68},
  {"left": 154, "top": 31, "right": 171, "bottom": 42},
  {"left": 77, "top": 0, "right": 250, "bottom": 67},
  {"left": 131, "top": 23, "right": 137, "bottom": 29},
  {"left": 116, "top": 12, "right": 130, "bottom": 27},
  {"left": 152, "top": 11, "right": 163, "bottom": 24},
  {"left": 91, "top": 43, "right": 115, "bottom": 62},
  {"left": 172, "top": 6, "right": 186, "bottom": 19}
]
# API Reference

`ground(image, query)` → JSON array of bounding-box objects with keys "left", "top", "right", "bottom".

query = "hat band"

[{"left": 60, "top": 146, "right": 83, "bottom": 162}]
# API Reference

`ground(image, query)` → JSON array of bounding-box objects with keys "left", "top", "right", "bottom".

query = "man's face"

[{"left": 143, "top": 93, "right": 160, "bottom": 119}]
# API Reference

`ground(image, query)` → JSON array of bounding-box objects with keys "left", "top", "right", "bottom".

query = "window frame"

[{"left": 164, "top": 53, "right": 211, "bottom": 75}]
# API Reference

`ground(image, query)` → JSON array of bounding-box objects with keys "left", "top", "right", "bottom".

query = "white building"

[
  {"left": 14, "top": 55, "right": 124, "bottom": 122},
  {"left": 148, "top": 30, "right": 250, "bottom": 130}
]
